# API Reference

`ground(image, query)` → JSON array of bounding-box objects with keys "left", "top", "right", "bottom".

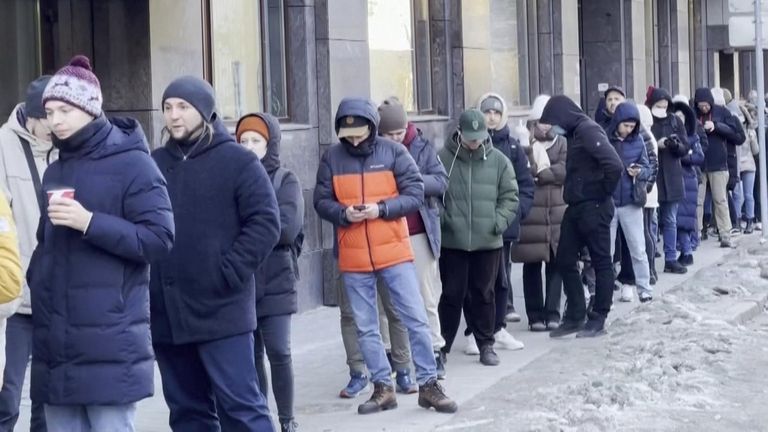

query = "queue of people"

[{"left": 0, "top": 54, "right": 761, "bottom": 431}]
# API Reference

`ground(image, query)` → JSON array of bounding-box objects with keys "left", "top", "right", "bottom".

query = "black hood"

[
  {"left": 672, "top": 101, "right": 697, "bottom": 136},
  {"left": 539, "top": 95, "right": 588, "bottom": 137},
  {"left": 235, "top": 112, "right": 282, "bottom": 173},
  {"left": 693, "top": 88, "right": 715, "bottom": 115},
  {"left": 645, "top": 87, "right": 672, "bottom": 108}
]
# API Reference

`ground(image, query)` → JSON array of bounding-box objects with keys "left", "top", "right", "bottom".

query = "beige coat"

[
  {"left": 510, "top": 136, "right": 567, "bottom": 263},
  {"left": 0, "top": 104, "right": 58, "bottom": 316}
]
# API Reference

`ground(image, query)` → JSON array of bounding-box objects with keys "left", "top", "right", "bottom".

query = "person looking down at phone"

[
  {"left": 314, "top": 98, "right": 458, "bottom": 416},
  {"left": 605, "top": 101, "right": 653, "bottom": 303}
]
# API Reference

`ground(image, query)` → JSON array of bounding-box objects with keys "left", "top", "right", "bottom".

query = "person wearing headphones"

[{"left": 436, "top": 109, "right": 519, "bottom": 367}]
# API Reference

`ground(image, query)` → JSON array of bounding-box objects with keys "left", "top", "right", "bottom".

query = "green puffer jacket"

[{"left": 438, "top": 132, "right": 519, "bottom": 251}]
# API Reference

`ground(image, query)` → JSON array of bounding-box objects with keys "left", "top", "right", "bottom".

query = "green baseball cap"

[{"left": 458, "top": 109, "right": 488, "bottom": 141}]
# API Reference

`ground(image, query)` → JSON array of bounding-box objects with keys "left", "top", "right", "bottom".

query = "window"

[
  {"left": 368, "top": 0, "right": 433, "bottom": 113},
  {"left": 462, "top": 0, "right": 530, "bottom": 108},
  {"left": 0, "top": 0, "right": 41, "bottom": 118},
  {"left": 205, "top": 0, "right": 288, "bottom": 121}
]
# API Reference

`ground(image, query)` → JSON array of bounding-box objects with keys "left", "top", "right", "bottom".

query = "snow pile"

[{"left": 523, "top": 243, "right": 768, "bottom": 431}]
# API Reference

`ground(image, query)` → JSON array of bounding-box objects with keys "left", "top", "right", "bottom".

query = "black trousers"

[
  {"left": 522, "top": 246, "right": 562, "bottom": 324},
  {"left": 463, "top": 242, "right": 511, "bottom": 336},
  {"left": 556, "top": 198, "right": 615, "bottom": 322},
  {"left": 439, "top": 247, "right": 501, "bottom": 352}
]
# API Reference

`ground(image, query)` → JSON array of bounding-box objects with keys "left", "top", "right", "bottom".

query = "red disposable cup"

[{"left": 47, "top": 188, "right": 76, "bottom": 203}]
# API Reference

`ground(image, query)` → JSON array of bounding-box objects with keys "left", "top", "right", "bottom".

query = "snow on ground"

[{"left": 445, "top": 239, "right": 768, "bottom": 432}]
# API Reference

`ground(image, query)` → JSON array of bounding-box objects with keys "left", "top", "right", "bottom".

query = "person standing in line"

[
  {"left": 693, "top": 87, "right": 745, "bottom": 248},
  {"left": 646, "top": 86, "right": 690, "bottom": 274},
  {"left": 510, "top": 95, "right": 567, "bottom": 331},
  {"left": 151, "top": 76, "right": 279, "bottom": 431},
  {"left": 671, "top": 97, "right": 707, "bottom": 266},
  {"left": 374, "top": 98, "right": 449, "bottom": 380},
  {"left": 605, "top": 102, "right": 653, "bottom": 303},
  {"left": 28, "top": 55, "right": 175, "bottom": 430},
  {"left": 538, "top": 95, "right": 623, "bottom": 338},
  {"left": 437, "top": 108, "right": 519, "bottom": 366},
  {"left": 637, "top": 104, "right": 660, "bottom": 285},
  {"left": 314, "top": 97, "right": 457, "bottom": 415},
  {"left": 459, "top": 92, "right": 532, "bottom": 354},
  {"left": 0, "top": 75, "right": 55, "bottom": 432},
  {"left": 236, "top": 112, "right": 303, "bottom": 432},
  {"left": 0, "top": 190, "right": 22, "bottom": 382}
]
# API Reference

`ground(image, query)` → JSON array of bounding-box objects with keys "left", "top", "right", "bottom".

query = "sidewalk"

[{"left": 15, "top": 234, "right": 740, "bottom": 431}]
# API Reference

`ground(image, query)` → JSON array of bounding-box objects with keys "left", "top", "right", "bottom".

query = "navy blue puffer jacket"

[{"left": 28, "top": 116, "right": 174, "bottom": 405}]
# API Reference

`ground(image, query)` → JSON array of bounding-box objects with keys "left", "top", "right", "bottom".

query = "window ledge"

[
  {"left": 409, "top": 114, "right": 452, "bottom": 123},
  {"left": 222, "top": 119, "right": 314, "bottom": 134}
]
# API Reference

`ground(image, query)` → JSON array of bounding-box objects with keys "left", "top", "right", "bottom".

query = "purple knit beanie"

[{"left": 43, "top": 55, "right": 103, "bottom": 117}]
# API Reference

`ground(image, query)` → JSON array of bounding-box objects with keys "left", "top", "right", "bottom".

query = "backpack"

[{"left": 272, "top": 168, "right": 305, "bottom": 277}]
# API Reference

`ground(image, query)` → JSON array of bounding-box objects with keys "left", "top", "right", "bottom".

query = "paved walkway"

[{"left": 16, "top": 235, "right": 739, "bottom": 431}]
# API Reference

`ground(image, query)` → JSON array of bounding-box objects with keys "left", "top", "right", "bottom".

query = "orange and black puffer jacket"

[{"left": 314, "top": 98, "right": 425, "bottom": 272}]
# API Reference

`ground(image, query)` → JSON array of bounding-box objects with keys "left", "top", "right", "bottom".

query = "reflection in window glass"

[
  {"left": 413, "top": 0, "right": 432, "bottom": 112},
  {"left": 210, "top": 0, "right": 263, "bottom": 121},
  {"left": 490, "top": 0, "right": 521, "bottom": 106},
  {"left": 368, "top": 0, "right": 416, "bottom": 111},
  {"left": 265, "top": 0, "right": 288, "bottom": 118},
  {"left": 462, "top": 0, "right": 528, "bottom": 107}
]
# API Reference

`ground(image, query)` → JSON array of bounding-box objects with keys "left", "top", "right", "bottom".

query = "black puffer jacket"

[{"left": 647, "top": 87, "right": 690, "bottom": 203}]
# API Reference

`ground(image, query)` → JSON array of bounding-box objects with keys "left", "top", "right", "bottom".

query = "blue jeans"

[
  {"left": 343, "top": 262, "right": 436, "bottom": 385},
  {"left": 44, "top": 403, "right": 135, "bottom": 432},
  {"left": 610, "top": 206, "right": 652, "bottom": 294},
  {"left": 0, "top": 314, "right": 47, "bottom": 431},
  {"left": 737, "top": 171, "right": 757, "bottom": 220},
  {"left": 155, "top": 333, "right": 274, "bottom": 432},
  {"left": 659, "top": 202, "right": 680, "bottom": 262}
]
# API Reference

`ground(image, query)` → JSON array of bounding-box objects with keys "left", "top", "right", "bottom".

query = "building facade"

[{"left": 0, "top": 0, "right": 760, "bottom": 310}]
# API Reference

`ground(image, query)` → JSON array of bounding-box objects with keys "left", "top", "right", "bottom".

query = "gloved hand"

[{"left": 727, "top": 175, "right": 738, "bottom": 191}]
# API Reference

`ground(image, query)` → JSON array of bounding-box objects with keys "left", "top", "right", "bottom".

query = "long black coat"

[{"left": 151, "top": 118, "right": 280, "bottom": 344}]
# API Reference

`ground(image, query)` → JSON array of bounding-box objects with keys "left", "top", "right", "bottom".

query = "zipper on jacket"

[
  {"left": 468, "top": 157, "right": 473, "bottom": 248},
  {"left": 360, "top": 158, "right": 376, "bottom": 271}
]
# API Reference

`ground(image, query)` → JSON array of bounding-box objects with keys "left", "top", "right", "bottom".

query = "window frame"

[{"left": 202, "top": 0, "right": 290, "bottom": 123}]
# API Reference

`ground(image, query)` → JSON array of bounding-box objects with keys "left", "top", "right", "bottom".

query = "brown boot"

[
  {"left": 357, "top": 382, "right": 397, "bottom": 414},
  {"left": 418, "top": 379, "right": 458, "bottom": 413}
]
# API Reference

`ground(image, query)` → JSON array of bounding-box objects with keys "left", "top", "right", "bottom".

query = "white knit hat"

[{"left": 529, "top": 95, "right": 551, "bottom": 121}]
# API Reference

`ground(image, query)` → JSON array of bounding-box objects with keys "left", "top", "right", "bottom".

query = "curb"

[{"left": 721, "top": 292, "right": 768, "bottom": 325}]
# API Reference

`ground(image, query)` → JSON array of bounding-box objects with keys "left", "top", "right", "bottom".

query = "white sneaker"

[
  {"left": 583, "top": 284, "right": 592, "bottom": 302},
  {"left": 619, "top": 284, "right": 634, "bottom": 302},
  {"left": 464, "top": 334, "right": 480, "bottom": 355},
  {"left": 494, "top": 328, "right": 525, "bottom": 351}
]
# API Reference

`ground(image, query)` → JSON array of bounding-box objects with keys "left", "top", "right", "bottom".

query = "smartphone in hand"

[{"left": 353, "top": 205, "right": 367, "bottom": 211}]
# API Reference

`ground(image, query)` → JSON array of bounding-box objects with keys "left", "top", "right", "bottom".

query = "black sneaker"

[
  {"left": 745, "top": 220, "right": 755, "bottom": 234},
  {"left": 720, "top": 238, "right": 734, "bottom": 248},
  {"left": 576, "top": 319, "right": 606, "bottom": 338},
  {"left": 280, "top": 420, "right": 298, "bottom": 432},
  {"left": 549, "top": 319, "right": 585, "bottom": 338},
  {"left": 677, "top": 254, "right": 693, "bottom": 266},
  {"left": 479, "top": 345, "right": 500, "bottom": 366},
  {"left": 434, "top": 351, "right": 447, "bottom": 380},
  {"left": 701, "top": 229, "right": 709, "bottom": 241},
  {"left": 664, "top": 261, "right": 687, "bottom": 274}
]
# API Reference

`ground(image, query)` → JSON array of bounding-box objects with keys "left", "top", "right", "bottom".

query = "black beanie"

[
  {"left": 162, "top": 76, "right": 216, "bottom": 122},
  {"left": 25, "top": 75, "right": 52, "bottom": 119}
]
